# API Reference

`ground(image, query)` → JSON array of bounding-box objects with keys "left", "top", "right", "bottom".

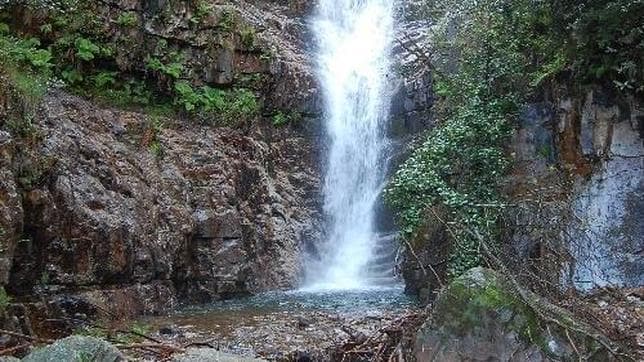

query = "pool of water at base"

[{"left": 137, "top": 285, "right": 419, "bottom": 358}]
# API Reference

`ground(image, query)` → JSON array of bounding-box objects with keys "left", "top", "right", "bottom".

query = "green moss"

[{"left": 435, "top": 269, "right": 545, "bottom": 349}]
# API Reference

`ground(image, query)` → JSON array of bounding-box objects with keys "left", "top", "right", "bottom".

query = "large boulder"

[
  {"left": 22, "top": 336, "right": 124, "bottom": 362},
  {"left": 413, "top": 268, "right": 605, "bottom": 361}
]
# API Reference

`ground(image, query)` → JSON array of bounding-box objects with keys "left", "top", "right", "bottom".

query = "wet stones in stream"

[{"left": 138, "top": 307, "right": 421, "bottom": 361}]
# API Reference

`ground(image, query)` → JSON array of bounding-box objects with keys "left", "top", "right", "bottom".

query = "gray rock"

[
  {"left": 22, "top": 336, "right": 124, "bottom": 362},
  {"left": 565, "top": 90, "right": 644, "bottom": 290},
  {"left": 0, "top": 357, "right": 20, "bottom": 362},
  {"left": 172, "top": 348, "right": 265, "bottom": 362}
]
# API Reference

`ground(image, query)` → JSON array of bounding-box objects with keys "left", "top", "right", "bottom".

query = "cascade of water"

[{"left": 306, "top": 0, "right": 395, "bottom": 290}]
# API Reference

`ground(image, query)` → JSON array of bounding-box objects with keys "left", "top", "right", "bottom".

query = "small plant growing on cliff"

[
  {"left": 192, "top": 1, "right": 213, "bottom": 23},
  {"left": 146, "top": 54, "right": 184, "bottom": 79},
  {"left": 272, "top": 112, "right": 288, "bottom": 127},
  {"left": 272, "top": 111, "right": 300, "bottom": 127},
  {"left": 239, "top": 26, "right": 256, "bottom": 48},
  {"left": 174, "top": 81, "right": 200, "bottom": 112},
  {"left": 3, "top": 36, "right": 53, "bottom": 70},
  {"left": 0, "top": 287, "right": 12, "bottom": 313},
  {"left": 218, "top": 8, "right": 237, "bottom": 32},
  {"left": 116, "top": 11, "right": 138, "bottom": 27}
]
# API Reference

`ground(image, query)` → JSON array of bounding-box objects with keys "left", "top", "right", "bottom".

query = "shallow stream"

[{"left": 139, "top": 286, "right": 419, "bottom": 360}]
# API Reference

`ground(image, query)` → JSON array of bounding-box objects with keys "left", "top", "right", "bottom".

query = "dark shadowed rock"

[{"left": 0, "top": 130, "right": 22, "bottom": 285}]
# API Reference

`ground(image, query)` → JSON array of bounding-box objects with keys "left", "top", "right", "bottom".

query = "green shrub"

[
  {"left": 74, "top": 37, "right": 101, "bottom": 61},
  {"left": 218, "top": 8, "right": 237, "bottom": 31},
  {"left": 272, "top": 112, "right": 288, "bottom": 127},
  {"left": 571, "top": 1, "right": 644, "bottom": 92},
  {"left": 272, "top": 111, "right": 300, "bottom": 127},
  {"left": 2, "top": 37, "right": 53, "bottom": 70},
  {"left": 239, "top": 26, "right": 256, "bottom": 48},
  {"left": 192, "top": 1, "right": 213, "bottom": 24},
  {"left": 174, "top": 81, "right": 201, "bottom": 112},
  {"left": 146, "top": 55, "right": 184, "bottom": 79}
]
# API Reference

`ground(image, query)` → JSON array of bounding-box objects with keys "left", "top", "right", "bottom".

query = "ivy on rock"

[{"left": 385, "top": 0, "right": 642, "bottom": 278}]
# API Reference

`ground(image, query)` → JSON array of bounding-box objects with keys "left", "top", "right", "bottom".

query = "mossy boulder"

[
  {"left": 414, "top": 267, "right": 583, "bottom": 361},
  {"left": 22, "top": 336, "right": 124, "bottom": 362}
]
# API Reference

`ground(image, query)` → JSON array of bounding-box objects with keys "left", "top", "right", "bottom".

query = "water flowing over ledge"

[{"left": 306, "top": 0, "right": 396, "bottom": 290}]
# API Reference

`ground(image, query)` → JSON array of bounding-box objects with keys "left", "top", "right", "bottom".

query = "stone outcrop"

[
  {"left": 22, "top": 336, "right": 125, "bottom": 362},
  {"left": 506, "top": 85, "right": 643, "bottom": 292},
  {"left": 413, "top": 267, "right": 608, "bottom": 361},
  {"left": 402, "top": 83, "right": 643, "bottom": 301}
]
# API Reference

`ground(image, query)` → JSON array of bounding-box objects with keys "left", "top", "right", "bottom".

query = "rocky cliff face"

[
  {"left": 0, "top": 85, "right": 323, "bottom": 328},
  {"left": 9, "top": 88, "right": 321, "bottom": 299},
  {"left": 506, "top": 85, "right": 643, "bottom": 292},
  {"left": 401, "top": 83, "right": 643, "bottom": 302},
  {"left": 0, "top": 0, "right": 324, "bottom": 341}
]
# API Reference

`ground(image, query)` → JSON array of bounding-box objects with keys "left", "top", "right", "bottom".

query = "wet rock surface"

[
  {"left": 403, "top": 84, "right": 644, "bottom": 302},
  {"left": 504, "top": 85, "right": 643, "bottom": 291},
  {"left": 137, "top": 289, "right": 419, "bottom": 361}
]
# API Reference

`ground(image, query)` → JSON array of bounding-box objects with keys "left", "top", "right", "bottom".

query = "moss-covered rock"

[{"left": 414, "top": 267, "right": 608, "bottom": 361}]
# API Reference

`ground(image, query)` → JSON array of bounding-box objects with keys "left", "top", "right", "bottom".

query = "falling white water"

[{"left": 307, "top": 0, "right": 395, "bottom": 290}]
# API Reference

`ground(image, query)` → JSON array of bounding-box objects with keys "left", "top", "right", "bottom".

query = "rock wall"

[
  {"left": 1, "top": 85, "right": 322, "bottom": 312},
  {"left": 400, "top": 83, "right": 644, "bottom": 301},
  {"left": 506, "top": 85, "right": 643, "bottom": 292},
  {"left": 0, "top": 0, "right": 324, "bottom": 341}
]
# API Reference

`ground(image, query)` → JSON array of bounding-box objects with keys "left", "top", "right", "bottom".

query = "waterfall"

[{"left": 307, "top": 0, "right": 395, "bottom": 290}]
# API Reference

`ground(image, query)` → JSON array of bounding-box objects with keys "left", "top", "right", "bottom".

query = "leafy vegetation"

[
  {"left": 271, "top": 111, "right": 301, "bottom": 127},
  {"left": 385, "top": 0, "right": 642, "bottom": 278},
  {"left": 0, "top": 0, "right": 264, "bottom": 127},
  {"left": 568, "top": 1, "right": 644, "bottom": 92}
]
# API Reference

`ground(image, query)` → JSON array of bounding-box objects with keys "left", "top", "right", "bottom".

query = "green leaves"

[
  {"left": 116, "top": 12, "right": 138, "bottom": 27},
  {"left": 3, "top": 37, "right": 54, "bottom": 70},
  {"left": 146, "top": 55, "right": 184, "bottom": 79},
  {"left": 385, "top": 0, "right": 547, "bottom": 278},
  {"left": 174, "top": 81, "right": 200, "bottom": 112},
  {"left": 173, "top": 81, "right": 259, "bottom": 124},
  {"left": 74, "top": 37, "right": 100, "bottom": 61}
]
